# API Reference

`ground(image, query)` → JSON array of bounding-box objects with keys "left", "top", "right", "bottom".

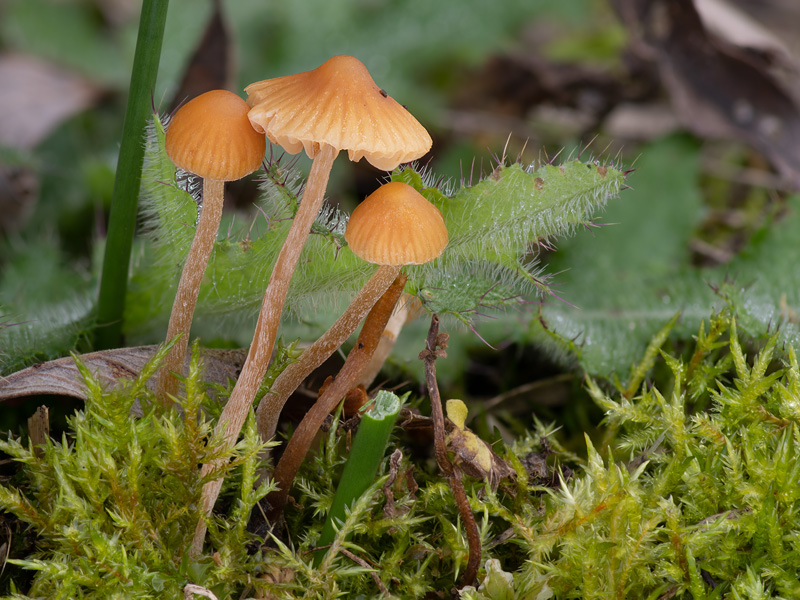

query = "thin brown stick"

[
  {"left": 420, "top": 315, "right": 480, "bottom": 589},
  {"left": 421, "top": 315, "right": 452, "bottom": 476},
  {"left": 338, "top": 547, "right": 389, "bottom": 596},
  {"left": 265, "top": 273, "right": 408, "bottom": 521},
  {"left": 449, "top": 465, "right": 480, "bottom": 588}
]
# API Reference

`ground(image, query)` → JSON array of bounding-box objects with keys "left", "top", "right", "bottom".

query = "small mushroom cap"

[
  {"left": 166, "top": 90, "right": 266, "bottom": 181},
  {"left": 345, "top": 181, "right": 448, "bottom": 265},
  {"left": 245, "top": 55, "right": 432, "bottom": 171}
]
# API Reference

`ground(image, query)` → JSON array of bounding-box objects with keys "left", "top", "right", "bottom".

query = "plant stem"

[
  {"left": 255, "top": 264, "right": 401, "bottom": 443},
  {"left": 265, "top": 273, "right": 407, "bottom": 522},
  {"left": 156, "top": 178, "right": 225, "bottom": 403},
  {"left": 422, "top": 315, "right": 452, "bottom": 476},
  {"left": 190, "top": 144, "right": 337, "bottom": 556},
  {"left": 421, "top": 314, "right": 481, "bottom": 589},
  {"left": 314, "top": 390, "right": 402, "bottom": 567},
  {"left": 95, "top": 0, "right": 169, "bottom": 350}
]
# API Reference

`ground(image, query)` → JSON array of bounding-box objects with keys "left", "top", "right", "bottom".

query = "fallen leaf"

[
  {"left": 613, "top": 0, "right": 800, "bottom": 187},
  {"left": 0, "top": 53, "right": 100, "bottom": 150},
  {"left": 445, "top": 399, "right": 515, "bottom": 489},
  {"left": 0, "top": 346, "right": 246, "bottom": 403}
]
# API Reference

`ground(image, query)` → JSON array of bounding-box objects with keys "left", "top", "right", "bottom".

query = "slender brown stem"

[
  {"left": 190, "top": 144, "right": 338, "bottom": 557},
  {"left": 449, "top": 466, "right": 481, "bottom": 589},
  {"left": 255, "top": 265, "right": 401, "bottom": 443},
  {"left": 265, "top": 273, "right": 407, "bottom": 521},
  {"left": 357, "top": 298, "right": 409, "bottom": 390},
  {"left": 421, "top": 314, "right": 480, "bottom": 588},
  {"left": 422, "top": 315, "right": 452, "bottom": 476},
  {"left": 157, "top": 177, "right": 225, "bottom": 404}
]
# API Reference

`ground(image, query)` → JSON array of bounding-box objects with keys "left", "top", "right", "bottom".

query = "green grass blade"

[
  {"left": 94, "top": 0, "right": 170, "bottom": 350},
  {"left": 314, "top": 390, "right": 403, "bottom": 565}
]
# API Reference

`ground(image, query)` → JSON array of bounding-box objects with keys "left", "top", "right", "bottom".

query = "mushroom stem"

[
  {"left": 190, "top": 144, "right": 338, "bottom": 556},
  {"left": 357, "top": 297, "right": 410, "bottom": 390},
  {"left": 156, "top": 178, "right": 225, "bottom": 404},
  {"left": 265, "top": 272, "right": 408, "bottom": 521},
  {"left": 255, "top": 264, "right": 401, "bottom": 443}
]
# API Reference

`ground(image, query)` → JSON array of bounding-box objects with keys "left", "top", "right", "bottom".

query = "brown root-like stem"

[
  {"left": 421, "top": 314, "right": 481, "bottom": 589},
  {"left": 421, "top": 315, "right": 452, "bottom": 476},
  {"left": 157, "top": 177, "right": 225, "bottom": 404},
  {"left": 255, "top": 264, "right": 401, "bottom": 443},
  {"left": 265, "top": 272, "right": 408, "bottom": 522},
  {"left": 190, "top": 144, "right": 338, "bottom": 557}
]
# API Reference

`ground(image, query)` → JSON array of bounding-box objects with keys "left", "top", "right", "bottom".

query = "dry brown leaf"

[
  {"left": 0, "top": 54, "right": 99, "bottom": 150},
  {"left": 445, "top": 399, "right": 515, "bottom": 489},
  {"left": 0, "top": 346, "right": 246, "bottom": 403},
  {"left": 613, "top": 0, "right": 800, "bottom": 188}
]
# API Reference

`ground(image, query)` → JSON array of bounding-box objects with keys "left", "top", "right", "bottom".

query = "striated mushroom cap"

[
  {"left": 345, "top": 181, "right": 448, "bottom": 265},
  {"left": 166, "top": 90, "right": 266, "bottom": 182},
  {"left": 245, "top": 55, "right": 431, "bottom": 171}
]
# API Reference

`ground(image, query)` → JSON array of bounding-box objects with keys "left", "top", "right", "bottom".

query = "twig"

[
  {"left": 419, "top": 315, "right": 481, "bottom": 589},
  {"left": 338, "top": 547, "right": 390, "bottom": 596}
]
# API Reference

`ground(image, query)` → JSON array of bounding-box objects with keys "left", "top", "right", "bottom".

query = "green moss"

[
  {"left": 0, "top": 342, "right": 274, "bottom": 599},
  {"left": 3, "top": 312, "right": 800, "bottom": 598}
]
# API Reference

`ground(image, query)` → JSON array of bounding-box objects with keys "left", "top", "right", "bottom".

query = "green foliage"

[
  {"left": 438, "top": 312, "right": 800, "bottom": 600},
  {"left": 270, "top": 312, "right": 800, "bottom": 599},
  {"left": 0, "top": 343, "right": 274, "bottom": 599},
  {"left": 512, "top": 313, "right": 800, "bottom": 599},
  {"left": 5, "top": 311, "right": 800, "bottom": 598},
  {"left": 315, "top": 390, "right": 404, "bottom": 565},
  {"left": 94, "top": 0, "right": 169, "bottom": 350},
  {"left": 529, "top": 134, "right": 800, "bottom": 379}
]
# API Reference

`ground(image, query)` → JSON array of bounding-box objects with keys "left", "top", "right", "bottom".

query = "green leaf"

[
  {"left": 124, "top": 122, "right": 625, "bottom": 345},
  {"left": 530, "top": 135, "right": 720, "bottom": 375}
]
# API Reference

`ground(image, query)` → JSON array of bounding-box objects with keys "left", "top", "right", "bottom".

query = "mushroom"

[
  {"left": 234, "top": 55, "right": 432, "bottom": 413},
  {"left": 190, "top": 56, "right": 431, "bottom": 553},
  {"left": 157, "top": 90, "right": 265, "bottom": 402},
  {"left": 255, "top": 181, "right": 449, "bottom": 446},
  {"left": 263, "top": 181, "right": 449, "bottom": 517}
]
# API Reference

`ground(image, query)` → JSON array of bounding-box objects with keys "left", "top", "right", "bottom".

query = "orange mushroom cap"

[
  {"left": 166, "top": 90, "right": 266, "bottom": 182},
  {"left": 245, "top": 55, "right": 432, "bottom": 171},
  {"left": 345, "top": 181, "right": 448, "bottom": 265}
]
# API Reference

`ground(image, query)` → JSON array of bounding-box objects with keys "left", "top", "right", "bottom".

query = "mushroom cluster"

[
  {"left": 190, "top": 56, "right": 433, "bottom": 555},
  {"left": 263, "top": 180, "right": 448, "bottom": 517},
  {"left": 256, "top": 181, "right": 448, "bottom": 444}
]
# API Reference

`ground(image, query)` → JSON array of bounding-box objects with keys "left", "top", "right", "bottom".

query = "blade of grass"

[
  {"left": 314, "top": 390, "right": 404, "bottom": 566},
  {"left": 94, "top": 0, "right": 170, "bottom": 350}
]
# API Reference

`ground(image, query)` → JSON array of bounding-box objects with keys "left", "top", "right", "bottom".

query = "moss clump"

[
  {"left": 3, "top": 312, "right": 800, "bottom": 599},
  {"left": 0, "top": 342, "right": 273, "bottom": 599}
]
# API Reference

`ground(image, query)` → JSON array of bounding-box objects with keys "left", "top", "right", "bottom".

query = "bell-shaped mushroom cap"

[
  {"left": 245, "top": 55, "right": 432, "bottom": 171},
  {"left": 345, "top": 181, "right": 448, "bottom": 265},
  {"left": 166, "top": 90, "right": 266, "bottom": 182}
]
